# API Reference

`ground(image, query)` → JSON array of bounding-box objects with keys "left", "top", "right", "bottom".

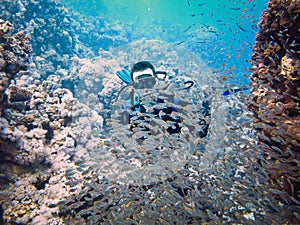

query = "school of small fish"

[{"left": 58, "top": 39, "right": 299, "bottom": 223}]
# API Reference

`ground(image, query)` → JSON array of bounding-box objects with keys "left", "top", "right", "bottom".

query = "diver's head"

[{"left": 131, "top": 61, "right": 156, "bottom": 82}]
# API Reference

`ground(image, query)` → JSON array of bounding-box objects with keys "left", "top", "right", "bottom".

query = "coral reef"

[
  {"left": 0, "top": 0, "right": 131, "bottom": 81},
  {"left": 249, "top": 0, "right": 300, "bottom": 203},
  {"left": 0, "top": 77, "right": 101, "bottom": 224},
  {"left": 1, "top": 0, "right": 300, "bottom": 224},
  {"left": 0, "top": 18, "right": 85, "bottom": 223},
  {"left": 0, "top": 19, "right": 32, "bottom": 104}
]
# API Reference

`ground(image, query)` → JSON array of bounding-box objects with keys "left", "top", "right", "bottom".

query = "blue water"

[{"left": 62, "top": 0, "right": 269, "bottom": 85}]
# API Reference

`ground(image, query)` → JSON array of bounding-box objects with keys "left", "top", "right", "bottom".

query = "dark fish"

[
  {"left": 208, "top": 30, "right": 217, "bottom": 34},
  {"left": 251, "top": 24, "right": 258, "bottom": 30},
  {"left": 186, "top": 0, "right": 190, "bottom": 6},
  {"left": 183, "top": 24, "right": 195, "bottom": 33},
  {"left": 236, "top": 23, "right": 247, "bottom": 32},
  {"left": 174, "top": 41, "right": 185, "bottom": 46},
  {"left": 191, "top": 14, "right": 196, "bottom": 17},
  {"left": 230, "top": 7, "right": 240, "bottom": 10},
  {"left": 198, "top": 2, "right": 208, "bottom": 6},
  {"left": 290, "top": 196, "right": 300, "bottom": 205}
]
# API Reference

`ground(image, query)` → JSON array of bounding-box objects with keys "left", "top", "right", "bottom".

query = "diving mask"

[{"left": 133, "top": 74, "right": 156, "bottom": 89}]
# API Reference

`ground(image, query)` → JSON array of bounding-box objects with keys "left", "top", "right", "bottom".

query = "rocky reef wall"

[
  {"left": 249, "top": 0, "right": 300, "bottom": 203},
  {"left": 0, "top": 19, "right": 32, "bottom": 105},
  {"left": 0, "top": 17, "right": 98, "bottom": 224}
]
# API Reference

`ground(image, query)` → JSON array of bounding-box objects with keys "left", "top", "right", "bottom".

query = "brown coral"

[
  {"left": 280, "top": 55, "right": 300, "bottom": 80},
  {"left": 7, "top": 85, "right": 33, "bottom": 103},
  {"left": 249, "top": 0, "right": 300, "bottom": 204}
]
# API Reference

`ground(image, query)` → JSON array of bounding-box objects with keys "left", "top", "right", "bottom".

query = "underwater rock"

[
  {"left": 249, "top": 0, "right": 300, "bottom": 203},
  {"left": 6, "top": 85, "right": 32, "bottom": 103}
]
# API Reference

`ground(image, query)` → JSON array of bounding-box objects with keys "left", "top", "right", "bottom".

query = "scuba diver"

[{"left": 112, "top": 61, "right": 210, "bottom": 139}]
